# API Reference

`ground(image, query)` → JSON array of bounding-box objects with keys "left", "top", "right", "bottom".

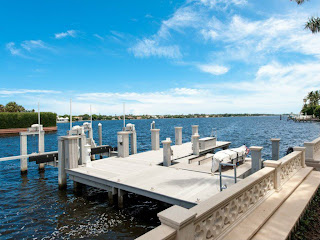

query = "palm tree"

[{"left": 292, "top": 0, "right": 320, "bottom": 33}]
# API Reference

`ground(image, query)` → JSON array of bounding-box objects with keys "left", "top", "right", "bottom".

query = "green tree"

[
  {"left": 5, "top": 102, "right": 25, "bottom": 112},
  {"left": 292, "top": 0, "right": 320, "bottom": 33},
  {"left": 0, "top": 104, "right": 4, "bottom": 112},
  {"left": 314, "top": 105, "right": 320, "bottom": 118}
]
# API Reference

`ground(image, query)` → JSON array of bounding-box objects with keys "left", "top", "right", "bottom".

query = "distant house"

[{"left": 136, "top": 116, "right": 142, "bottom": 120}]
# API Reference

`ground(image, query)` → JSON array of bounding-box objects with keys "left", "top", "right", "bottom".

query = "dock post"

[
  {"left": 79, "top": 134, "right": 87, "bottom": 165},
  {"left": 38, "top": 130, "right": 45, "bottom": 171},
  {"left": 117, "top": 131, "right": 130, "bottom": 158},
  {"left": 250, "top": 146, "right": 263, "bottom": 173},
  {"left": 162, "top": 138, "right": 172, "bottom": 166},
  {"left": 98, "top": 123, "right": 102, "bottom": 146},
  {"left": 83, "top": 144, "right": 92, "bottom": 166},
  {"left": 118, "top": 189, "right": 126, "bottom": 208},
  {"left": 131, "top": 130, "right": 137, "bottom": 154},
  {"left": 271, "top": 138, "right": 280, "bottom": 160},
  {"left": 108, "top": 187, "right": 117, "bottom": 205},
  {"left": 151, "top": 129, "right": 160, "bottom": 150},
  {"left": 20, "top": 133, "right": 28, "bottom": 174},
  {"left": 58, "top": 137, "right": 66, "bottom": 189},
  {"left": 192, "top": 134, "right": 200, "bottom": 155},
  {"left": 175, "top": 127, "right": 183, "bottom": 145}
]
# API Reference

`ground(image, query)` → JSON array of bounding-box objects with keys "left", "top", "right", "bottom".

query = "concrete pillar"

[
  {"left": 79, "top": 134, "right": 87, "bottom": 165},
  {"left": 108, "top": 187, "right": 117, "bottom": 205},
  {"left": 117, "top": 131, "right": 130, "bottom": 158},
  {"left": 192, "top": 125, "right": 198, "bottom": 136},
  {"left": 162, "top": 138, "right": 172, "bottom": 167},
  {"left": 192, "top": 134, "right": 200, "bottom": 155},
  {"left": 264, "top": 160, "right": 282, "bottom": 191},
  {"left": 271, "top": 138, "right": 280, "bottom": 160},
  {"left": 175, "top": 127, "right": 183, "bottom": 145},
  {"left": 58, "top": 137, "right": 66, "bottom": 189},
  {"left": 250, "top": 146, "right": 263, "bottom": 173},
  {"left": 118, "top": 189, "right": 126, "bottom": 208},
  {"left": 63, "top": 135, "right": 79, "bottom": 169},
  {"left": 151, "top": 129, "right": 160, "bottom": 150},
  {"left": 293, "top": 146, "right": 306, "bottom": 168},
  {"left": 83, "top": 144, "right": 92, "bottom": 167},
  {"left": 131, "top": 131, "right": 137, "bottom": 154},
  {"left": 98, "top": 123, "right": 102, "bottom": 146},
  {"left": 151, "top": 121, "right": 155, "bottom": 129},
  {"left": 20, "top": 133, "right": 28, "bottom": 174},
  {"left": 38, "top": 130, "right": 45, "bottom": 171},
  {"left": 158, "top": 205, "right": 196, "bottom": 240}
]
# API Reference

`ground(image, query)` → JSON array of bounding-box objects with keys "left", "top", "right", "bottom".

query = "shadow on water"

[{"left": 0, "top": 116, "right": 320, "bottom": 239}]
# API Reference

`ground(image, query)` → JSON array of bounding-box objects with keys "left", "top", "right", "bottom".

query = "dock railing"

[
  {"left": 136, "top": 148, "right": 306, "bottom": 240},
  {"left": 304, "top": 137, "right": 320, "bottom": 164}
]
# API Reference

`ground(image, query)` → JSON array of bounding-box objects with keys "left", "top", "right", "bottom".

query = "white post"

[
  {"left": 117, "top": 131, "right": 130, "bottom": 158},
  {"left": 98, "top": 123, "right": 102, "bottom": 146},
  {"left": 250, "top": 146, "right": 263, "bottom": 173},
  {"left": 38, "top": 130, "right": 45, "bottom": 171},
  {"left": 83, "top": 144, "right": 92, "bottom": 167},
  {"left": 63, "top": 135, "right": 79, "bottom": 169},
  {"left": 20, "top": 133, "right": 28, "bottom": 173},
  {"left": 131, "top": 130, "right": 137, "bottom": 154},
  {"left": 58, "top": 137, "right": 66, "bottom": 189},
  {"left": 151, "top": 129, "right": 160, "bottom": 150},
  {"left": 191, "top": 125, "right": 199, "bottom": 144},
  {"left": 162, "top": 138, "right": 172, "bottom": 167},
  {"left": 69, "top": 99, "right": 72, "bottom": 135},
  {"left": 293, "top": 146, "right": 307, "bottom": 168},
  {"left": 79, "top": 134, "right": 87, "bottom": 165},
  {"left": 192, "top": 134, "right": 200, "bottom": 155},
  {"left": 175, "top": 127, "right": 183, "bottom": 145},
  {"left": 271, "top": 138, "right": 280, "bottom": 160}
]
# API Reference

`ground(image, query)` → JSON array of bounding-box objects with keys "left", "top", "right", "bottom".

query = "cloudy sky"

[{"left": 1, "top": 0, "right": 320, "bottom": 115}]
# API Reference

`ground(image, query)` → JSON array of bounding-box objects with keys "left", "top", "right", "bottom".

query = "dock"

[{"left": 67, "top": 141, "right": 234, "bottom": 208}]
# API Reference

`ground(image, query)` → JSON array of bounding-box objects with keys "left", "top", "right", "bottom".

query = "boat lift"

[{"left": 219, "top": 162, "right": 237, "bottom": 192}]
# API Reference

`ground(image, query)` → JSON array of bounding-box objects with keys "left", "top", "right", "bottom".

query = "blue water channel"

[{"left": 0, "top": 116, "right": 319, "bottom": 239}]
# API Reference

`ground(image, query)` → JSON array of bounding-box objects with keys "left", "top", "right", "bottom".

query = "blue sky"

[{"left": 1, "top": 0, "right": 320, "bottom": 115}]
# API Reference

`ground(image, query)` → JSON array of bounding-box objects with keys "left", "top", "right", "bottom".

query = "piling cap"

[{"left": 98, "top": 123, "right": 102, "bottom": 126}]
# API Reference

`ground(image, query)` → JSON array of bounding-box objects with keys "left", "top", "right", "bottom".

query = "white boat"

[
  {"left": 57, "top": 116, "right": 69, "bottom": 123},
  {"left": 211, "top": 145, "right": 249, "bottom": 172}
]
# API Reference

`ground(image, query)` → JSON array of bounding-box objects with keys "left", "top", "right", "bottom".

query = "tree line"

[
  {"left": 301, "top": 90, "right": 320, "bottom": 117},
  {"left": 0, "top": 102, "right": 35, "bottom": 113}
]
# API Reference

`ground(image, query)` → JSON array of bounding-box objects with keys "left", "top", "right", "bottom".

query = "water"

[{"left": 0, "top": 116, "right": 319, "bottom": 239}]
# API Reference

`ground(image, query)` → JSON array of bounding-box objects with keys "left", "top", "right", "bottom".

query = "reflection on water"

[{"left": 0, "top": 116, "right": 319, "bottom": 239}]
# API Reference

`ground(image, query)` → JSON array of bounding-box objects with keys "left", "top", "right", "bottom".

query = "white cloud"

[
  {"left": 6, "top": 42, "right": 23, "bottom": 57},
  {"left": 200, "top": 29, "right": 218, "bottom": 41},
  {"left": 130, "top": 39, "right": 181, "bottom": 58},
  {"left": 21, "top": 40, "right": 47, "bottom": 51},
  {"left": 93, "top": 34, "right": 104, "bottom": 40},
  {"left": 55, "top": 30, "right": 77, "bottom": 39},
  {"left": 0, "top": 89, "right": 61, "bottom": 96},
  {"left": 197, "top": 64, "right": 229, "bottom": 75}
]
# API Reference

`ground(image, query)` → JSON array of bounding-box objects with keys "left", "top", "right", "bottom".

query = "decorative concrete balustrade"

[
  {"left": 137, "top": 149, "right": 307, "bottom": 240},
  {"left": 304, "top": 137, "right": 320, "bottom": 170}
]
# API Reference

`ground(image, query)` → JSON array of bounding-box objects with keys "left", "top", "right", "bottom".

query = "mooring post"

[
  {"left": 271, "top": 138, "right": 280, "bottom": 160},
  {"left": 98, "top": 123, "right": 102, "bottom": 146},
  {"left": 151, "top": 129, "right": 160, "bottom": 150},
  {"left": 175, "top": 127, "right": 183, "bottom": 145},
  {"left": 83, "top": 144, "right": 92, "bottom": 167},
  {"left": 250, "top": 146, "right": 263, "bottom": 173},
  {"left": 162, "top": 138, "right": 172, "bottom": 166},
  {"left": 192, "top": 134, "right": 200, "bottom": 155},
  {"left": 20, "top": 133, "right": 28, "bottom": 174},
  {"left": 117, "top": 131, "right": 130, "bottom": 158},
  {"left": 131, "top": 130, "right": 137, "bottom": 154},
  {"left": 58, "top": 137, "right": 66, "bottom": 189},
  {"left": 38, "top": 130, "right": 45, "bottom": 171},
  {"left": 79, "top": 133, "right": 87, "bottom": 165}
]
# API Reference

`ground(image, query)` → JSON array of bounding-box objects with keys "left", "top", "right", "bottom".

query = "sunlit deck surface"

[{"left": 67, "top": 141, "right": 241, "bottom": 208}]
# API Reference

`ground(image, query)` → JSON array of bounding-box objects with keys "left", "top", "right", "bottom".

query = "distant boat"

[{"left": 57, "top": 116, "right": 69, "bottom": 123}]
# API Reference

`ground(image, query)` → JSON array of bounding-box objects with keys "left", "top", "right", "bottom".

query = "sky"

[{"left": 1, "top": 0, "right": 320, "bottom": 115}]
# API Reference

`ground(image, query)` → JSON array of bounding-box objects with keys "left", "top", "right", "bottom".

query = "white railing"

[
  {"left": 137, "top": 148, "right": 306, "bottom": 240},
  {"left": 304, "top": 136, "right": 320, "bottom": 161}
]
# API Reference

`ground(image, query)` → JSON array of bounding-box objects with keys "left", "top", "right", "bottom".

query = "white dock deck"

[{"left": 67, "top": 141, "right": 247, "bottom": 208}]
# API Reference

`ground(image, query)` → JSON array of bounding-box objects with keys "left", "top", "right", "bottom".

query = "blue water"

[{"left": 0, "top": 116, "right": 319, "bottom": 239}]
